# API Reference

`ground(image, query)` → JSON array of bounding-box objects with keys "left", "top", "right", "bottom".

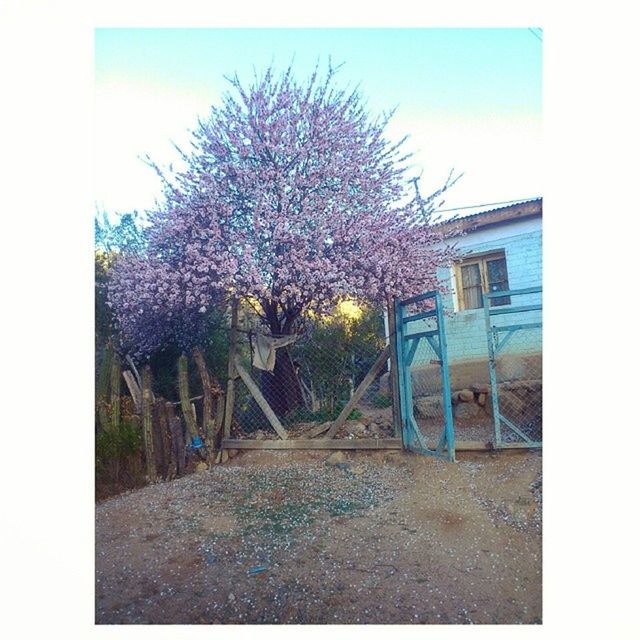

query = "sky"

[{"left": 95, "top": 28, "right": 542, "bottom": 220}]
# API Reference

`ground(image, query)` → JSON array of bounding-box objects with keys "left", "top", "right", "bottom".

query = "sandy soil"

[{"left": 96, "top": 448, "right": 541, "bottom": 624}]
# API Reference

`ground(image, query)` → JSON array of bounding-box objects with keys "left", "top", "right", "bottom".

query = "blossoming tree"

[{"left": 108, "top": 64, "right": 458, "bottom": 415}]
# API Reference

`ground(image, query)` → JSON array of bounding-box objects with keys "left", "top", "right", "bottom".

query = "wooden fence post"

[
  {"left": 167, "top": 400, "right": 186, "bottom": 478},
  {"left": 153, "top": 398, "right": 169, "bottom": 479},
  {"left": 193, "top": 346, "right": 225, "bottom": 464},
  {"left": 193, "top": 348, "right": 212, "bottom": 430},
  {"left": 122, "top": 370, "right": 142, "bottom": 413},
  {"left": 177, "top": 353, "right": 199, "bottom": 442},
  {"left": 141, "top": 366, "right": 158, "bottom": 483}
]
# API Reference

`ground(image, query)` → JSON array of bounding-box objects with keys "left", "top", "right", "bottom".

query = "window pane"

[
  {"left": 486, "top": 257, "right": 511, "bottom": 306},
  {"left": 460, "top": 263, "right": 483, "bottom": 309},
  {"left": 487, "top": 257, "right": 508, "bottom": 284},
  {"left": 463, "top": 286, "right": 483, "bottom": 309},
  {"left": 461, "top": 263, "right": 481, "bottom": 287}
]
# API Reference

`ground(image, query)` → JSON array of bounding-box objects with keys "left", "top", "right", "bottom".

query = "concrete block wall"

[{"left": 406, "top": 220, "right": 542, "bottom": 367}]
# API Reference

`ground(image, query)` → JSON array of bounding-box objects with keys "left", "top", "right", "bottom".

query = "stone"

[
  {"left": 195, "top": 462, "right": 209, "bottom": 472},
  {"left": 346, "top": 422, "right": 367, "bottom": 436},
  {"left": 471, "top": 383, "right": 490, "bottom": 394},
  {"left": 326, "top": 451, "right": 347, "bottom": 465},
  {"left": 414, "top": 396, "right": 443, "bottom": 419},
  {"left": 455, "top": 402, "right": 481, "bottom": 420},
  {"left": 458, "top": 389, "right": 474, "bottom": 402},
  {"left": 478, "top": 393, "right": 487, "bottom": 406}
]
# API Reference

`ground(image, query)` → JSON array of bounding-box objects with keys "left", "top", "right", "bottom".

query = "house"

[{"left": 382, "top": 197, "right": 542, "bottom": 395}]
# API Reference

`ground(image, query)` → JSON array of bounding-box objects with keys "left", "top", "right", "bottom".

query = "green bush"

[
  {"left": 96, "top": 420, "right": 142, "bottom": 465},
  {"left": 96, "top": 421, "right": 145, "bottom": 497}
]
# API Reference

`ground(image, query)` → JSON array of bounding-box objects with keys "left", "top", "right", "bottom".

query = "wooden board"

[
  {"left": 324, "top": 345, "right": 390, "bottom": 439},
  {"left": 301, "top": 422, "right": 332, "bottom": 439},
  {"left": 222, "top": 439, "right": 496, "bottom": 452},
  {"left": 223, "top": 300, "right": 239, "bottom": 439},
  {"left": 222, "top": 438, "right": 402, "bottom": 450},
  {"left": 234, "top": 358, "right": 289, "bottom": 440},
  {"left": 122, "top": 370, "right": 142, "bottom": 412}
]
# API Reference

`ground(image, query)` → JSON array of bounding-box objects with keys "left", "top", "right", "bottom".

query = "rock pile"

[{"left": 414, "top": 379, "right": 542, "bottom": 424}]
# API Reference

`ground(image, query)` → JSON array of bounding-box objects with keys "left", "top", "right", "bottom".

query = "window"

[{"left": 455, "top": 251, "right": 511, "bottom": 310}]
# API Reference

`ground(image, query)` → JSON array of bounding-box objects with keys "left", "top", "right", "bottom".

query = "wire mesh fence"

[
  {"left": 228, "top": 302, "right": 396, "bottom": 441},
  {"left": 486, "top": 288, "right": 542, "bottom": 446}
]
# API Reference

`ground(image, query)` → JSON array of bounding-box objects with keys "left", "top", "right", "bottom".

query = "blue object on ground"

[{"left": 247, "top": 566, "right": 267, "bottom": 575}]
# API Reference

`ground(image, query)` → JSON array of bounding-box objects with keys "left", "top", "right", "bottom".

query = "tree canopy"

[{"left": 108, "top": 64, "right": 458, "bottom": 360}]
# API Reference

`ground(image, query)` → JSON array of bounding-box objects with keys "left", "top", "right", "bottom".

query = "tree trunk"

[{"left": 261, "top": 347, "right": 304, "bottom": 418}]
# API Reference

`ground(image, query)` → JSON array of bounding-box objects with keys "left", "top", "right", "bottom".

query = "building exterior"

[
  {"left": 434, "top": 198, "right": 542, "bottom": 380},
  {"left": 383, "top": 198, "right": 542, "bottom": 395}
]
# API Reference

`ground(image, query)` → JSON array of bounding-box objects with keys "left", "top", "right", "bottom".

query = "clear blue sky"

[{"left": 95, "top": 28, "right": 542, "bottom": 218}]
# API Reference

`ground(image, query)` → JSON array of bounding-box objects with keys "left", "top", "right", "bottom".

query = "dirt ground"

[{"left": 95, "top": 448, "right": 542, "bottom": 624}]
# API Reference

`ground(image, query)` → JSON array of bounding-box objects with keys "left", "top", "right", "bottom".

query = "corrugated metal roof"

[{"left": 433, "top": 197, "right": 542, "bottom": 233}]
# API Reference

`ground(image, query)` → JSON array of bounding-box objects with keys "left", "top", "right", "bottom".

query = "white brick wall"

[{"left": 423, "top": 219, "right": 542, "bottom": 364}]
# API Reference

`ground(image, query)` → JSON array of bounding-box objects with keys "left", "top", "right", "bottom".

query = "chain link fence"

[
  {"left": 229, "top": 303, "right": 395, "bottom": 441},
  {"left": 486, "top": 287, "right": 542, "bottom": 446}
]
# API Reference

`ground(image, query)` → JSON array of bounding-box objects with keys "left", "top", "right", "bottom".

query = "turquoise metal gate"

[
  {"left": 394, "top": 291, "right": 455, "bottom": 461},
  {"left": 483, "top": 286, "right": 542, "bottom": 449}
]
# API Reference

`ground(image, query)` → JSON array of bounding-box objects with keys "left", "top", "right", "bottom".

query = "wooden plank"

[
  {"left": 302, "top": 421, "right": 332, "bottom": 439},
  {"left": 141, "top": 366, "right": 158, "bottom": 482},
  {"left": 193, "top": 347, "right": 213, "bottom": 443},
  {"left": 451, "top": 440, "right": 492, "bottom": 451},
  {"left": 178, "top": 354, "right": 199, "bottom": 440},
  {"left": 222, "top": 438, "right": 402, "bottom": 450},
  {"left": 324, "top": 345, "right": 390, "bottom": 439},
  {"left": 234, "top": 357, "right": 289, "bottom": 440},
  {"left": 221, "top": 438, "right": 515, "bottom": 452},
  {"left": 122, "top": 370, "right": 142, "bottom": 412},
  {"left": 223, "top": 299, "right": 239, "bottom": 440},
  {"left": 496, "top": 441, "right": 542, "bottom": 450}
]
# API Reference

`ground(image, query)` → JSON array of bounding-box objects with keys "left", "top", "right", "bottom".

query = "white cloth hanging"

[{"left": 252, "top": 332, "right": 298, "bottom": 372}]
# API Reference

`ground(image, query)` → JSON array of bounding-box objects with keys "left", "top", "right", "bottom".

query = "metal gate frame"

[
  {"left": 483, "top": 285, "right": 542, "bottom": 449},
  {"left": 394, "top": 291, "right": 455, "bottom": 461}
]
